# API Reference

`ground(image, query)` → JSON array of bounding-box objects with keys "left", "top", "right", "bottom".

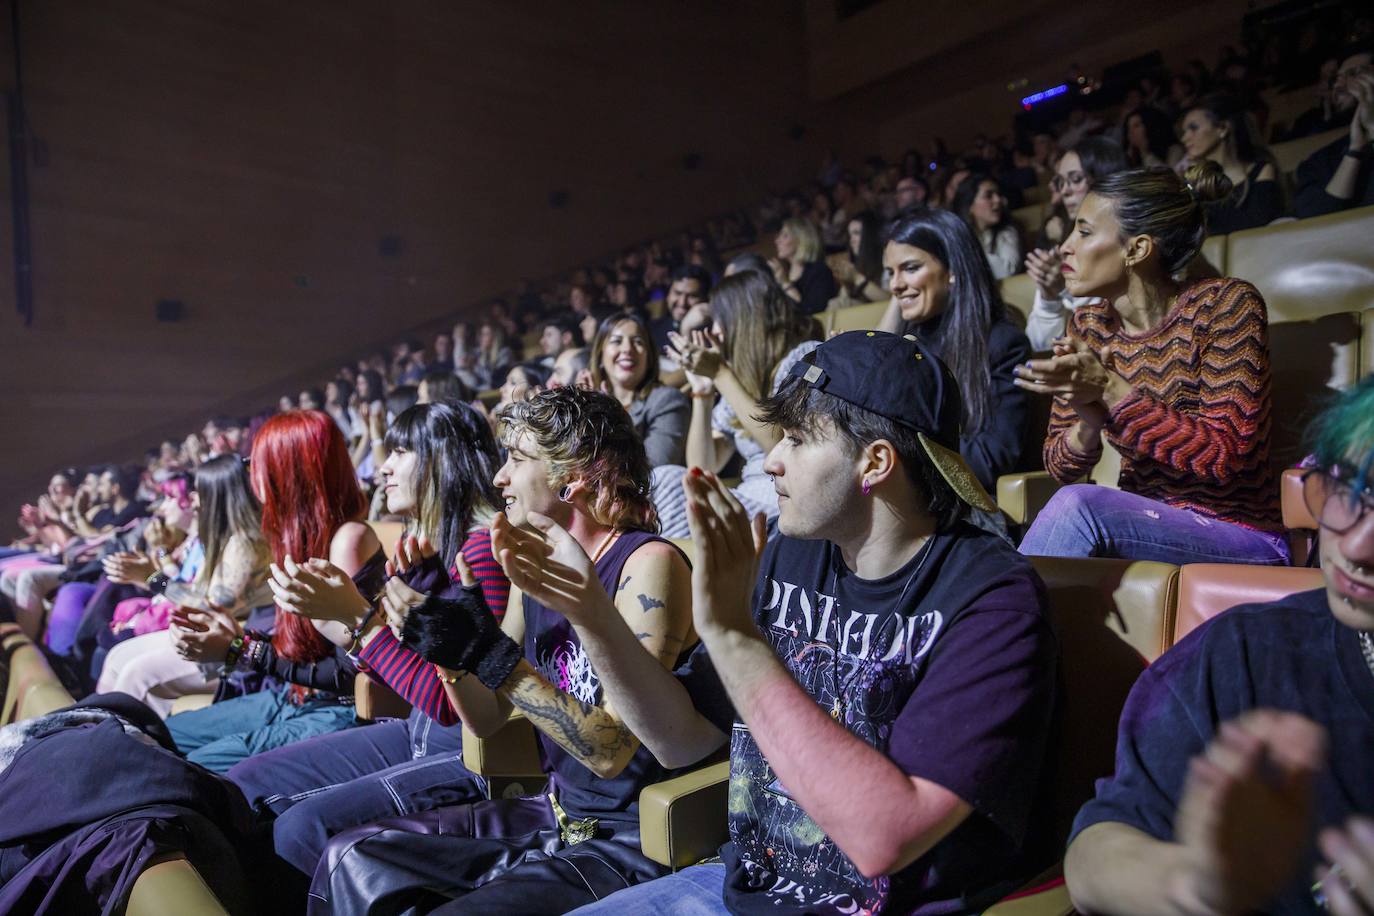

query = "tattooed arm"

[
  {"left": 165, "top": 532, "right": 268, "bottom": 615},
  {"left": 440, "top": 539, "right": 694, "bottom": 779}
]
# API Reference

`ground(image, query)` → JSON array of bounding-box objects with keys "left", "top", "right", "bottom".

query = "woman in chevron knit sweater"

[{"left": 1012, "top": 163, "right": 1289, "bottom": 566}]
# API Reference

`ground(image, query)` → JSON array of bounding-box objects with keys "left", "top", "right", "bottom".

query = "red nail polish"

[{"left": 690, "top": 467, "right": 703, "bottom": 477}]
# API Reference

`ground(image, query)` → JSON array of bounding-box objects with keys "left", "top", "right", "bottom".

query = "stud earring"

[{"left": 862, "top": 479, "right": 872, "bottom": 496}]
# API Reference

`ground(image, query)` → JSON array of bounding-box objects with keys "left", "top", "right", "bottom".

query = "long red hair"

[{"left": 251, "top": 410, "right": 367, "bottom": 662}]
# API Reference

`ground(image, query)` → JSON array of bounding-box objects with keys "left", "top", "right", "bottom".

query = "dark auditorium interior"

[{"left": 3, "top": 1, "right": 1374, "bottom": 914}]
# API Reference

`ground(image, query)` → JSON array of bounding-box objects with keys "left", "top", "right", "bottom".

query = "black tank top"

[{"left": 522, "top": 528, "right": 691, "bottom": 821}]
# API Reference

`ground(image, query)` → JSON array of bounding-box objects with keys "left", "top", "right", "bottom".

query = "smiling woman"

[
  {"left": 877, "top": 209, "right": 1031, "bottom": 490},
  {"left": 588, "top": 313, "right": 689, "bottom": 467}
]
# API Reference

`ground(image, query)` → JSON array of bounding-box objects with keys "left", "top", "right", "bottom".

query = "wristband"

[
  {"left": 347, "top": 605, "right": 378, "bottom": 654},
  {"left": 219, "top": 633, "right": 245, "bottom": 676},
  {"left": 1343, "top": 145, "right": 1373, "bottom": 163}
]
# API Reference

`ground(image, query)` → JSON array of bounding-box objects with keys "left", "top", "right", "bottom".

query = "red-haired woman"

[{"left": 100, "top": 412, "right": 383, "bottom": 763}]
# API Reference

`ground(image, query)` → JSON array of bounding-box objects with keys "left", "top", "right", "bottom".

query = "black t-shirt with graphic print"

[{"left": 676, "top": 522, "right": 1058, "bottom": 914}]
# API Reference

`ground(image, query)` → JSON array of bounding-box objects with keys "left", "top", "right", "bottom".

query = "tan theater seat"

[
  {"left": 825, "top": 300, "right": 889, "bottom": 335},
  {"left": 1171, "top": 564, "right": 1325, "bottom": 647},
  {"left": 1281, "top": 468, "right": 1317, "bottom": 531},
  {"left": 999, "top": 273, "right": 1036, "bottom": 330},
  {"left": 369, "top": 519, "right": 407, "bottom": 558},
  {"left": 1268, "top": 127, "right": 1348, "bottom": 176},
  {"left": 1267, "top": 311, "right": 1364, "bottom": 472},
  {"left": 1225, "top": 204, "right": 1374, "bottom": 323},
  {"left": 1196, "top": 233, "right": 1227, "bottom": 277},
  {"left": 1, "top": 622, "right": 75, "bottom": 725},
  {"left": 1010, "top": 203, "right": 1043, "bottom": 240},
  {"left": 996, "top": 440, "right": 1121, "bottom": 528}
]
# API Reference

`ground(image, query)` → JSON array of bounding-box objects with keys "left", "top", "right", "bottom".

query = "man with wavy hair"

[{"left": 308, "top": 387, "right": 696, "bottom": 915}]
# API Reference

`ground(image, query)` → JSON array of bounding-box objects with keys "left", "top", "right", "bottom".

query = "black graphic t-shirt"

[{"left": 677, "top": 523, "right": 1058, "bottom": 914}]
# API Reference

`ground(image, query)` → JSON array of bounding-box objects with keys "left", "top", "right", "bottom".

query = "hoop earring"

[{"left": 558, "top": 485, "right": 573, "bottom": 503}]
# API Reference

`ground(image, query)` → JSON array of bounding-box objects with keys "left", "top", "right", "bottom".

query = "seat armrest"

[
  {"left": 126, "top": 855, "right": 230, "bottom": 916},
  {"left": 170, "top": 694, "right": 214, "bottom": 717},
  {"left": 355, "top": 676, "right": 412, "bottom": 722},
  {"left": 462, "top": 712, "right": 547, "bottom": 799},
  {"left": 997, "top": 472, "right": 1063, "bottom": 526},
  {"left": 639, "top": 760, "right": 731, "bottom": 869}
]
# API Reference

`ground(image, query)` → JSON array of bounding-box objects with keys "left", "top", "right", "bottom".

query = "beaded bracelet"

[
  {"left": 219, "top": 634, "right": 246, "bottom": 676},
  {"left": 435, "top": 666, "right": 468, "bottom": 686}
]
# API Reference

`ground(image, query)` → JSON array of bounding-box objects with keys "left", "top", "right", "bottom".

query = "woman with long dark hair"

[
  {"left": 1123, "top": 105, "right": 1183, "bottom": 168},
  {"left": 218, "top": 401, "right": 511, "bottom": 877},
  {"left": 1178, "top": 92, "right": 1285, "bottom": 233},
  {"left": 156, "top": 410, "right": 383, "bottom": 768},
  {"left": 877, "top": 209, "right": 1031, "bottom": 490},
  {"left": 95, "top": 455, "right": 274, "bottom": 714},
  {"left": 653, "top": 270, "right": 818, "bottom": 536},
  {"left": 951, "top": 173, "right": 1022, "bottom": 279},
  {"left": 829, "top": 209, "right": 888, "bottom": 303},
  {"left": 588, "top": 312, "right": 690, "bottom": 466}
]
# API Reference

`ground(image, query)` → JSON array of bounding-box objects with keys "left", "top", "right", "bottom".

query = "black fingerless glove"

[{"left": 401, "top": 583, "right": 522, "bottom": 690}]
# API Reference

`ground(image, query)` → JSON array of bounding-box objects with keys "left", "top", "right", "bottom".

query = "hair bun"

[{"left": 1182, "top": 159, "right": 1233, "bottom": 204}]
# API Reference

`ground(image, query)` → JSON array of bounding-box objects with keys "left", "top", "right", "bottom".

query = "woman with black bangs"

[
  {"left": 877, "top": 209, "right": 1031, "bottom": 491},
  {"left": 221, "top": 401, "right": 512, "bottom": 881}
]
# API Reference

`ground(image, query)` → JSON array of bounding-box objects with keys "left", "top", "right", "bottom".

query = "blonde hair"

[{"left": 782, "top": 217, "right": 822, "bottom": 265}]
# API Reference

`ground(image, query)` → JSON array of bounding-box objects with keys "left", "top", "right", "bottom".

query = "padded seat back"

[
  {"left": 1027, "top": 557, "right": 1179, "bottom": 848},
  {"left": 1010, "top": 203, "right": 1043, "bottom": 240},
  {"left": 825, "top": 300, "right": 889, "bottom": 335},
  {"left": 1172, "top": 564, "right": 1326, "bottom": 646},
  {"left": 1269, "top": 127, "right": 1348, "bottom": 175},
  {"left": 1196, "top": 234, "right": 1227, "bottom": 278},
  {"left": 1267, "top": 312, "right": 1363, "bottom": 471},
  {"left": 998, "top": 274, "right": 1036, "bottom": 330},
  {"left": 1226, "top": 205, "right": 1374, "bottom": 323},
  {"left": 1281, "top": 468, "right": 1317, "bottom": 530}
]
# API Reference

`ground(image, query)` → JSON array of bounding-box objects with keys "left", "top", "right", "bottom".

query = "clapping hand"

[
  {"left": 1172, "top": 710, "right": 1327, "bottom": 916},
  {"left": 682, "top": 469, "right": 767, "bottom": 640},
  {"left": 666, "top": 328, "right": 724, "bottom": 383},
  {"left": 1013, "top": 337, "right": 1125, "bottom": 416},
  {"left": 103, "top": 551, "right": 158, "bottom": 586},
  {"left": 1315, "top": 816, "right": 1374, "bottom": 916},
  {"left": 267, "top": 554, "right": 371, "bottom": 629},
  {"left": 491, "top": 510, "right": 615, "bottom": 629},
  {"left": 170, "top": 604, "right": 242, "bottom": 663},
  {"left": 1024, "top": 248, "right": 1066, "bottom": 299}
]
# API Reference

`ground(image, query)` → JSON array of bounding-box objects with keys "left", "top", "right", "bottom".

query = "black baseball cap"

[{"left": 787, "top": 330, "right": 997, "bottom": 512}]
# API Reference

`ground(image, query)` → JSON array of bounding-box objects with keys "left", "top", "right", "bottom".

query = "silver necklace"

[
  {"left": 827, "top": 535, "right": 934, "bottom": 721},
  {"left": 1359, "top": 631, "right": 1374, "bottom": 678}
]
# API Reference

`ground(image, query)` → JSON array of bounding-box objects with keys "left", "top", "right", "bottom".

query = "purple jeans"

[
  {"left": 1018, "top": 485, "right": 1290, "bottom": 566},
  {"left": 45, "top": 582, "right": 98, "bottom": 655}
]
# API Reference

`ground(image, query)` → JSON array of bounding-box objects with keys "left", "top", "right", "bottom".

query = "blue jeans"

[
  {"left": 1018, "top": 485, "right": 1290, "bottom": 565},
  {"left": 166, "top": 686, "right": 358, "bottom": 773},
  {"left": 226, "top": 709, "right": 480, "bottom": 875},
  {"left": 567, "top": 863, "right": 728, "bottom": 915}
]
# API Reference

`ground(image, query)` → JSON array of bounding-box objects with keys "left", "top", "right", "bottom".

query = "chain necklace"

[
  {"left": 1359, "top": 631, "right": 1374, "bottom": 679},
  {"left": 827, "top": 535, "right": 934, "bottom": 721}
]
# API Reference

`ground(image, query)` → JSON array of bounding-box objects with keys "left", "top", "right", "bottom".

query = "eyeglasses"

[
  {"left": 1051, "top": 172, "right": 1087, "bottom": 192},
  {"left": 1301, "top": 468, "right": 1374, "bottom": 535}
]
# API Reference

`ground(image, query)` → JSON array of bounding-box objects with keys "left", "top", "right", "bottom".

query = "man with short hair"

[
  {"left": 650, "top": 265, "right": 712, "bottom": 352},
  {"left": 549, "top": 346, "right": 590, "bottom": 389},
  {"left": 1064, "top": 376, "right": 1374, "bottom": 915},
  {"left": 510, "top": 332, "right": 1058, "bottom": 914},
  {"left": 539, "top": 315, "right": 584, "bottom": 367},
  {"left": 893, "top": 175, "right": 929, "bottom": 215},
  {"left": 1295, "top": 45, "right": 1374, "bottom": 218}
]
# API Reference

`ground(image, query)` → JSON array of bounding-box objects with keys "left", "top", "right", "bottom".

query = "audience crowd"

[{"left": 3, "top": 23, "right": 1374, "bottom": 916}]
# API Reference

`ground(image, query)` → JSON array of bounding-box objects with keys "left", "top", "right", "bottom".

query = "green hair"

[{"left": 1308, "top": 376, "right": 1374, "bottom": 488}]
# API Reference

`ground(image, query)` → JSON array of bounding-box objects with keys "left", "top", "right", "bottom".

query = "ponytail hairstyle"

[
  {"left": 1183, "top": 93, "right": 1268, "bottom": 206},
  {"left": 383, "top": 402, "right": 501, "bottom": 566},
  {"left": 250, "top": 410, "right": 367, "bottom": 662},
  {"left": 884, "top": 209, "right": 1003, "bottom": 435},
  {"left": 193, "top": 455, "right": 262, "bottom": 588},
  {"left": 1090, "top": 163, "right": 1233, "bottom": 277}
]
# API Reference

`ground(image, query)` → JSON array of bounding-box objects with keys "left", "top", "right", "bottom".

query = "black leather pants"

[{"left": 309, "top": 795, "right": 665, "bottom": 915}]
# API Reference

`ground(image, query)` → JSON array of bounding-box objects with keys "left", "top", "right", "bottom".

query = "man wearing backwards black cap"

[{"left": 498, "top": 331, "right": 1058, "bottom": 914}]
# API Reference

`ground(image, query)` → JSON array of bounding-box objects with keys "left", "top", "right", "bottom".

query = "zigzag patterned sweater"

[{"left": 1044, "top": 277, "right": 1282, "bottom": 532}]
